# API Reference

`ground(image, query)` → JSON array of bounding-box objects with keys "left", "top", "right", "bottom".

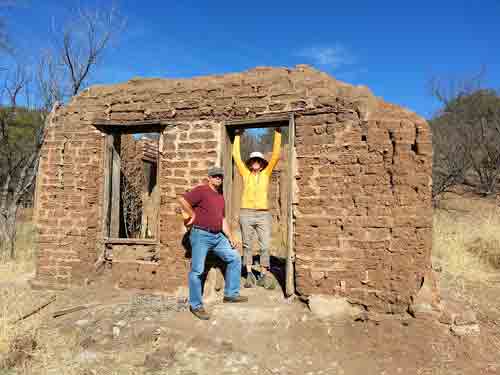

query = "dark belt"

[{"left": 193, "top": 225, "right": 221, "bottom": 234}]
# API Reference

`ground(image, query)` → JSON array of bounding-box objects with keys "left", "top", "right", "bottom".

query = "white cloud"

[{"left": 297, "top": 44, "right": 355, "bottom": 69}]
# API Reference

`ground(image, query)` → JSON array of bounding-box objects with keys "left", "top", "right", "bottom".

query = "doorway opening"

[{"left": 222, "top": 115, "right": 295, "bottom": 296}]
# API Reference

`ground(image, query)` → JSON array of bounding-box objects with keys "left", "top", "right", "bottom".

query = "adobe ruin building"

[{"left": 32, "top": 65, "right": 433, "bottom": 314}]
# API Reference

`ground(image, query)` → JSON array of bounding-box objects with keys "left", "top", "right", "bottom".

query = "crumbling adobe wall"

[
  {"left": 33, "top": 103, "right": 105, "bottom": 288},
  {"left": 293, "top": 108, "right": 432, "bottom": 313},
  {"left": 33, "top": 65, "right": 432, "bottom": 313}
]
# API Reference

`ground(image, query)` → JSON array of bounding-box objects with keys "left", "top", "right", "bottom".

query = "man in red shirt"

[{"left": 178, "top": 167, "right": 248, "bottom": 320}]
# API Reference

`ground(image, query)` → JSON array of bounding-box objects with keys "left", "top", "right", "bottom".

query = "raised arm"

[
  {"left": 232, "top": 130, "right": 249, "bottom": 177},
  {"left": 264, "top": 129, "right": 282, "bottom": 173}
]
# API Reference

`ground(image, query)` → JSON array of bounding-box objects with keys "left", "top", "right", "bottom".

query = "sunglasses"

[{"left": 210, "top": 175, "right": 224, "bottom": 179}]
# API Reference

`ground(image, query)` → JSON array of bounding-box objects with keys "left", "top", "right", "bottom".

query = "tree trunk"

[
  {"left": 0, "top": 204, "right": 19, "bottom": 260},
  {"left": 0, "top": 214, "right": 8, "bottom": 254}
]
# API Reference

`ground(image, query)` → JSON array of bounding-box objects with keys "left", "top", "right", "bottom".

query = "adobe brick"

[
  {"left": 178, "top": 142, "right": 203, "bottom": 151},
  {"left": 164, "top": 177, "right": 189, "bottom": 185},
  {"left": 164, "top": 160, "right": 189, "bottom": 168},
  {"left": 416, "top": 142, "right": 432, "bottom": 156},
  {"left": 204, "top": 141, "right": 218, "bottom": 149},
  {"left": 358, "top": 151, "right": 383, "bottom": 165},
  {"left": 110, "top": 111, "right": 144, "bottom": 121},
  {"left": 189, "top": 131, "right": 215, "bottom": 140}
]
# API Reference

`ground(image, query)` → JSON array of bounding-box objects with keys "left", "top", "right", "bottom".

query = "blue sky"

[{"left": 4, "top": 0, "right": 500, "bottom": 118}]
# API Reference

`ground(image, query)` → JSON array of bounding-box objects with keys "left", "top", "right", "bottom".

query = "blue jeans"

[{"left": 189, "top": 228, "right": 241, "bottom": 309}]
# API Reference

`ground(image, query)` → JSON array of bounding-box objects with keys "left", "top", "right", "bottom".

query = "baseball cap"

[{"left": 208, "top": 167, "right": 224, "bottom": 177}]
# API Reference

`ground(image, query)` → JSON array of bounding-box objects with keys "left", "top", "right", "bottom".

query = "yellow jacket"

[{"left": 232, "top": 131, "right": 282, "bottom": 210}]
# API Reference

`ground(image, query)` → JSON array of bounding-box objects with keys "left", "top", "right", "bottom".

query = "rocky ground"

[
  {"left": 1, "top": 270, "right": 499, "bottom": 375},
  {"left": 2, "top": 194, "right": 500, "bottom": 374}
]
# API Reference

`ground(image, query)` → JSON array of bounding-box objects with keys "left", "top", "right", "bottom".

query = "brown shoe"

[
  {"left": 223, "top": 295, "right": 249, "bottom": 303},
  {"left": 190, "top": 306, "right": 210, "bottom": 320}
]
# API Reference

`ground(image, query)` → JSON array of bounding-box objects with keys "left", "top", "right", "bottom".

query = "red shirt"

[{"left": 183, "top": 185, "right": 225, "bottom": 232}]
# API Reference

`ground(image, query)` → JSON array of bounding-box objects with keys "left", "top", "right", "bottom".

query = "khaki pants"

[{"left": 239, "top": 209, "right": 272, "bottom": 269}]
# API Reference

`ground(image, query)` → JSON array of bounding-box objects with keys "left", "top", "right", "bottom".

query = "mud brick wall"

[
  {"left": 33, "top": 65, "right": 432, "bottom": 312},
  {"left": 33, "top": 104, "right": 105, "bottom": 288},
  {"left": 293, "top": 111, "right": 432, "bottom": 313},
  {"left": 110, "top": 243, "right": 160, "bottom": 289}
]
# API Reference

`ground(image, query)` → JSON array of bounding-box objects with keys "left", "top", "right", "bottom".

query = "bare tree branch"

[
  {"left": 0, "top": 2, "right": 125, "bottom": 258},
  {"left": 37, "top": 50, "right": 64, "bottom": 112},
  {"left": 4, "top": 61, "right": 28, "bottom": 106},
  {"left": 52, "top": 4, "right": 125, "bottom": 98},
  {"left": 430, "top": 79, "right": 500, "bottom": 201}
]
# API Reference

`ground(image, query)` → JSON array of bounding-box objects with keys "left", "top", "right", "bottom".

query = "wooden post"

[
  {"left": 102, "top": 134, "right": 112, "bottom": 237},
  {"left": 285, "top": 114, "right": 296, "bottom": 297},
  {"left": 110, "top": 135, "right": 121, "bottom": 238},
  {"left": 222, "top": 124, "right": 233, "bottom": 227}
]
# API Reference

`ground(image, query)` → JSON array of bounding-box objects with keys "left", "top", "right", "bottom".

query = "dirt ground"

[
  {"left": 0, "top": 269, "right": 499, "bottom": 375},
  {"left": 2, "top": 195, "right": 500, "bottom": 374}
]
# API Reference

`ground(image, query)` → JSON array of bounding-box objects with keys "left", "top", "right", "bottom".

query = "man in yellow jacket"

[{"left": 233, "top": 128, "right": 281, "bottom": 289}]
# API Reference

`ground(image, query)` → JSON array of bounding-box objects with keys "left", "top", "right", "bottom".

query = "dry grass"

[
  {"left": 0, "top": 285, "right": 146, "bottom": 374},
  {"left": 433, "top": 194, "right": 500, "bottom": 282},
  {"left": 0, "top": 285, "right": 47, "bottom": 373},
  {"left": 0, "top": 222, "right": 37, "bottom": 283},
  {"left": 0, "top": 220, "right": 151, "bottom": 374}
]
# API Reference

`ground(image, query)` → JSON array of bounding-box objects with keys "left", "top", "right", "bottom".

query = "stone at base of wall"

[
  {"left": 450, "top": 323, "right": 480, "bottom": 337},
  {"left": 307, "top": 295, "right": 365, "bottom": 321},
  {"left": 408, "top": 302, "right": 443, "bottom": 320},
  {"left": 29, "top": 278, "right": 69, "bottom": 291},
  {"left": 437, "top": 301, "right": 480, "bottom": 336},
  {"left": 408, "top": 271, "right": 442, "bottom": 320}
]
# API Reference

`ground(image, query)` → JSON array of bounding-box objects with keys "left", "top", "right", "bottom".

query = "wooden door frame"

[
  {"left": 97, "top": 123, "right": 165, "bottom": 244},
  {"left": 221, "top": 114, "right": 296, "bottom": 296}
]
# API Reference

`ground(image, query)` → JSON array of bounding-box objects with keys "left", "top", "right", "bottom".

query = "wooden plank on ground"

[
  {"left": 52, "top": 303, "right": 101, "bottom": 318},
  {"left": 11, "top": 295, "right": 56, "bottom": 324}
]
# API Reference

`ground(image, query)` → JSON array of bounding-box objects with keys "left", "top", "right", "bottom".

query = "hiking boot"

[
  {"left": 257, "top": 274, "right": 277, "bottom": 290},
  {"left": 190, "top": 306, "right": 210, "bottom": 320},
  {"left": 223, "top": 295, "right": 249, "bottom": 303},
  {"left": 244, "top": 272, "right": 257, "bottom": 288}
]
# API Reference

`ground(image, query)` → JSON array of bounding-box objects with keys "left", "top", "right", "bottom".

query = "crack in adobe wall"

[
  {"left": 58, "top": 135, "right": 74, "bottom": 188},
  {"left": 388, "top": 130, "right": 396, "bottom": 191}
]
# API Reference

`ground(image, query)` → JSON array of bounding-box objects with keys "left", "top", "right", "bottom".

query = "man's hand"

[
  {"left": 229, "top": 236, "right": 241, "bottom": 250},
  {"left": 178, "top": 196, "right": 196, "bottom": 227},
  {"left": 186, "top": 213, "right": 196, "bottom": 226}
]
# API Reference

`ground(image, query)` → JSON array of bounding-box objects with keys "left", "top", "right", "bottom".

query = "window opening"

[{"left": 106, "top": 131, "right": 160, "bottom": 240}]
